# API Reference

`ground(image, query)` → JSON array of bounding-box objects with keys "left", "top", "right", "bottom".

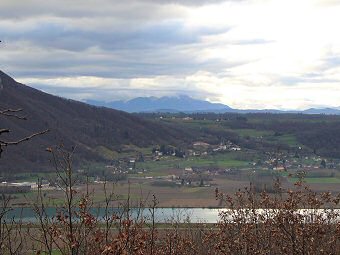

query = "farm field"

[
  {"left": 137, "top": 153, "right": 251, "bottom": 174},
  {"left": 9, "top": 171, "right": 340, "bottom": 208},
  {"left": 288, "top": 177, "right": 340, "bottom": 184},
  {"left": 10, "top": 177, "right": 251, "bottom": 208}
]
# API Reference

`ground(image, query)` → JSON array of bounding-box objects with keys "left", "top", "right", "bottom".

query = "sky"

[{"left": 1, "top": 0, "right": 340, "bottom": 110}]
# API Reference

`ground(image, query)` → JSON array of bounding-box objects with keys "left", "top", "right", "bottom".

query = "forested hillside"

[
  {"left": 0, "top": 71, "right": 195, "bottom": 172},
  {"left": 140, "top": 112, "right": 340, "bottom": 158}
]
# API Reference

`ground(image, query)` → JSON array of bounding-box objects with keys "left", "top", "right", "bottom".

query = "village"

[{"left": 2, "top": 137, "right": 340, "bottom": 201}]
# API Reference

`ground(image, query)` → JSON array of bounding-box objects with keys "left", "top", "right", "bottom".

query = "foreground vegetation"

[{"left": 1, "top": 147, "right": 340, "bottom": 254}]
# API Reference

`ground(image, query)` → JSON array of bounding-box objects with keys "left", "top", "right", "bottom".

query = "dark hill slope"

[{"left": 0, "top": 71, "right": 193, "bottom": 172}]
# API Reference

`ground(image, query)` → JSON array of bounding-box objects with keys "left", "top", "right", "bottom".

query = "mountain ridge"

[
  {"left": 85, "top": 95, "right": 231, "bottom": 113},
  {"left": 85, "top": 96, "right": 340, "bottom": 115}
]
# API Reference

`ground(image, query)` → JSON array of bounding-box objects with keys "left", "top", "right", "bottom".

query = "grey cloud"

[
  {"left": 0, "top": 16, "right": 234, "bottom": 79},
  {"left": 4, "top": 46, "right": 240, "bottom": 79},
  {"left": 0, "top": 1, "right": 156, "bottom": 19},
  {"left": 1, "top": 20, "right": 228, "bottom": 51},
  {"left": 0, "top": 0, "right": 234, "bottom": 82},
  {"left": 0, "top": 0, "right": 222, "bottom": 20},
  {"left": 0, "top": 0, "right": 236, "bottom": 20}
]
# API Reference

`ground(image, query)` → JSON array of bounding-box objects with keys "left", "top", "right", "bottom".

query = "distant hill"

[
  {"left": 231, "top": 108, "right": 340, "bottom": 115},
  {"left": 86, "top": 95, "right": 232, "bottom": 113},
  {"left": 300, "top": 108, "right": 340, "bottom": 115},
  {"left": 86, "top": 97, "right": 340, "bottom": 115},
  {"left": 0, "top": 71, "right": 194, "bottom": 173}
]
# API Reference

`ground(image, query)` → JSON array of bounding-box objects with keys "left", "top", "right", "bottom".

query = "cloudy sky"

[{"left": 1, "top": 0, "right": 340, "bottom": 110}]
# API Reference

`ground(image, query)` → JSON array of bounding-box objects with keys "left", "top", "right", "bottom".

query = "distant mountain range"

[
  {"left": 86, "top": 95, "right": 231, "bottom": 113},
  {"left": 85, "top": 97, "right": 340, "bottom": 115}
]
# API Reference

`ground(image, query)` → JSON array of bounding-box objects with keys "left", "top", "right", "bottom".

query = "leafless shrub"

[
  {"left": 3, "top": 146, "right": 340, "bottom": 255},
  {"left": 209, "top": 180, "right": 340, "bottom": 255}
]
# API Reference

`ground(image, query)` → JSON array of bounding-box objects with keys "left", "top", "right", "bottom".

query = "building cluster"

[
  {"left": 187, "top": 141, "right": 242, "bottom": 157},
  {"left": 0, "top": 180, "right": 51, "bottom": 194}
]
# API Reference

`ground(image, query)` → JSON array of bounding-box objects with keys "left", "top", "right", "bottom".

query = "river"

[
  {"left": 4, "top": 207, "right": 222, "bottom": 223},
  {"left": 6, "top": 207, "right": 339, "bottom": 223}
]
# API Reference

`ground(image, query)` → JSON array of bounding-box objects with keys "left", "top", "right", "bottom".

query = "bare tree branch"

[
  {"left": 0, "top": 129, "right": 49, "bottom": 146},
  {"left": 0, "top": 129, "right": 10, "bottom": 135},
  {"left": 0, "top": 107, "right": 49, "bottom": 157},
  {"left": 0, "top": 108, "right": 27, "bottom": 120},
  {"left": 0, "top": 129, "right": 49, "bottom": 158}
]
